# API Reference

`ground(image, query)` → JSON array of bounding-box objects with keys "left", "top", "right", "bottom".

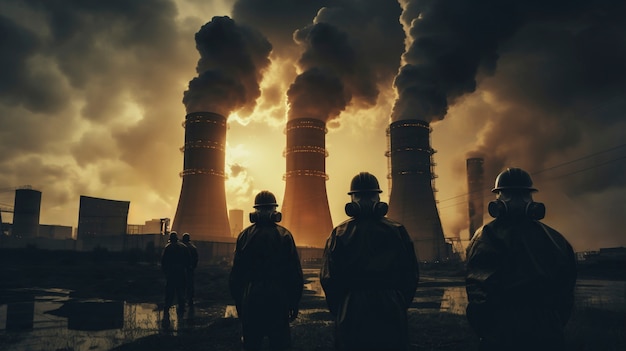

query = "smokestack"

[
  {"left": 387, "top": 120, "right": 446, "bottom": 262},
  {"left": 466, "top": 158, "right": 485, "bottom": 240},
  {"left": 172, "top": 112, "right": 230, "bottom": 241},
  {"left": 281, "top": 118, "right": 333, "bottom": 248}
]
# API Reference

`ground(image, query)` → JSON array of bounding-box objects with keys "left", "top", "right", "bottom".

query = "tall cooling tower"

[
  {"left": 173, "top": 112, "right": 230, "bottom": 241},
  {"left": 466, "top": 158, "right": 485, "bottom": 240},
  {"left": 12, "top": 188, "right": 42, "bottom": 238},
  {"left": 387, "top": 120, "right": 446, "bottom": 262},
  {"left": 281, "top": 118, "right": 333, "bottom": 248}
]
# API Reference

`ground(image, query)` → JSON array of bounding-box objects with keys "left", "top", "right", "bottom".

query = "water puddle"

[
  {"left": 0, "top": 275, "right": 623, "bottom": 350},
  {"left": 0, "top": 288, "right": 174, "bottom": 351}
]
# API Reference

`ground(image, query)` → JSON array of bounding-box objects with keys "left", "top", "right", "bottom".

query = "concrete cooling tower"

[
  {"left": 173, "top": 112, "right": 231, "bottom": 241},
  {"left": 281, "top": 118, "right": 333, "bottom": 248},
  {"left": 387, "top": 119, "right": 447, "bottom": 262},
  {"left": 466, "top": 158, "right": 485, "bottom": 240}
]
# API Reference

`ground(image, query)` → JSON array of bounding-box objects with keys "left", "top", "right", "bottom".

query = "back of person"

[
  {"left": 467, "top": 218, "right": 576, "bottom": 351},
  {"left": 229, "top": 190, "right": 303, "bottom": 351},
  {"left": 321, "top": 172, "right": 418, "bottom": 351},
  {"left": 465, "top": 168, "right": 577, "bottom": 351},
  {"left": 328, "top": 218, "right": 417, "bottom": 350}
]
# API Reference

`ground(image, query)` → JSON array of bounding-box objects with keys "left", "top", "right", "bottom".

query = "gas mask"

[
  {"left": 345, "top": 200, "right": 389, "bottom": 218},
  {"left": 249, "top": 209, "right": 282, "bottom": 223},
  {"left": 488, "top": 199, "right": 545, "bottom": 220}
]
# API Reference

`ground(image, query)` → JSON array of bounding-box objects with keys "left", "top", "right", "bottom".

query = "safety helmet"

[
  {"left": 492, "top": 168, "right": 537, "bottom": 193},
  {"left": 168, "top": 232, "right": 178, "bottom": 242},
  {"left": 253, "top": 190, "right": 278, "bottom": 208},
  {"left": 182, "top": 233, "right": 190, "bottom": 242},
  {"left": 348, "top": 172, "right": 383, "bottom": 195}
]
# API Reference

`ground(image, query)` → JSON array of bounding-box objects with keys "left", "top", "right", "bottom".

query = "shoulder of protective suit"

[
  {"left": 380, "top": 216, "right": 405, "bottom": 228},
  {"left": 275, "top": 224, "right": 294, "bottom": 237}
]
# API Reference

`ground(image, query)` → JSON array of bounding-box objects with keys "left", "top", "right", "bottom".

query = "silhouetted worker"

[
  {"left": 229, "top": 190, "right": 304, "bottom": 351},
  {"left": 181, "top": 232, "right": 199, "bottom": 317},
  {"left": 465, "top": 168, "right": 577, "bottom": 351},
  {"left": 160, "top": 231, "right": 191, "bottom": 328},
  {"left": 321, "top": 172, "right": 419, "bottom": 351}
]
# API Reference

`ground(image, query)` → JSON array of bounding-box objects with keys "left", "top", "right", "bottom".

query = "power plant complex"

[
  {"left": 167, "top": 112, "right": 453, "bottom": 260},
  {"left": 466, "top": 158, "right": 485, "bottom": 240}
]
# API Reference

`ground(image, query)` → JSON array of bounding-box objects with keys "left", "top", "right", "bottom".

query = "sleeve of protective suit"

[
  {"left": 398, "top": 225, "right": 419, "bottom": 309},
  {"left": 465, "top": 225, "right": 503, "bottom": 338},
  {"left": 320, "top": 227, "right": 343, "bottom": 316},
  {"left": 284, "top": 230, "right": 304, "bottom": 310},
  {"left": 229, "top": 228, "right": 249, "bottom": 310}
]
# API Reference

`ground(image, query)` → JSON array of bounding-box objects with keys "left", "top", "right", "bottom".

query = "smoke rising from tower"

[
  {"left": 173, "top": 16, "right": 272, "bottom": 240},
  {"left": 466, "top": 158, "right": 484, "bottom": 240}
]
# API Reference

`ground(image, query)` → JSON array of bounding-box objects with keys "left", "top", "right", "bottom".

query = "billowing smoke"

[
  {"left": 183, "top": 16, "right": 272, "bottom": 117},
  {"left": 287, "top": 1, "right": 405, "bottom": 123},
  {"left": 393, "top": 0, "right": 522, "bottom": 122}
]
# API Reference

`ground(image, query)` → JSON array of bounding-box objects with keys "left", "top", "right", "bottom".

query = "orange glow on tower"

[
  {"left": 172, "top": 112, "right": 231, "bottom": 241},
  {"left": 281, "top": 118, "right": 333, "bottom": 248}
]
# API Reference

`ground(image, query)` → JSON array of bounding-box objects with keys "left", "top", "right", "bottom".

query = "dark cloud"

[
  {"left": 393, "top": 0, "right": 523, "bottom": 122},
  {"left": 287, "top": 67, "right": 349, "bottom": 121},
  {"left": 231, "top": 0, "right": 328, "bottom": 58},
  {"left": 182, "top": 16, "right": 272, "bottom": 116}
]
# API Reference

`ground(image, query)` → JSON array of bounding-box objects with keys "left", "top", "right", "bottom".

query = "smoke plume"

[{"left": 183, "top": 16, "right": 272, "bottom": 117}]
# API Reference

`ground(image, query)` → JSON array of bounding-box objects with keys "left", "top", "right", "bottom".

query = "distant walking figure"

[
  {"left": 465, "top": 168, "right": 577, "bottom": 351},
  {"left": 229, "top": 191, "right": 304, "bottom": 351},
  {"left": 181, "top": 232, "right": 199, "bottom": 316},
  {"left": 160, "top": 231, "right": 191, "bottom": 327},
  {"left": 320, "top": 172, "right": 419, "bottom": 351}
]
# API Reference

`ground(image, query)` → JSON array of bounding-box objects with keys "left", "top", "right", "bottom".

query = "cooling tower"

[
  {"left": 12, "top": 188, "right": 41, "bottom": 238},
  {"left": 387, "top": 120, "right": 446, "bottom": 262},
  {"left": 281, "top": 118, "right": 333, "bottom": 248},
  {"left": 172, "top": 112, "right": 231, "bottom": 241},
  {"left": 466, "top": 158, "right": 485, "bottom": 240}
]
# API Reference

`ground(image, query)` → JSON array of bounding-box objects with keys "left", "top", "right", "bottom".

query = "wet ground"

[{"left": 1, "top": 269, "right": 625, "bottom": 351}]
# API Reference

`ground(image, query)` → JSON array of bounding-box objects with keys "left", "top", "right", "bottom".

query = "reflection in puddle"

[
  {"left": 0, "top": 288, "right": 172, "bottom": 351},
  {"left": 1, "top": 277, "right": 623, "bottom": 350}
]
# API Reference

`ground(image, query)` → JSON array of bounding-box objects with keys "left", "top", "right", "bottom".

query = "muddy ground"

[{"left": 1, "top": 248, "right": 624, "bottom": 351}]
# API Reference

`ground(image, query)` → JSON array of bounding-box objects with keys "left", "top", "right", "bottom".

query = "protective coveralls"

[
  {"left": 320, "top": 216, "right": 419, "bottom": 351},
  {"left": 181, "top": 233, "right": 198, "bottom": 313},
  {"left": 161, "top": 233, "right": 191, "bottom": 324},
  {"left": 465, "top": 218, "right": 577, "bottom": 351},
  {"left": 229, "top": 221, "right": 304, "bottom": 351}
]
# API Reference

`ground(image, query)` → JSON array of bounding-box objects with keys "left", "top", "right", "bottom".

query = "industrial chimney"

[
  {"left": 387, "top": 119, "right": 447, "bottom": 262},
  {"left": 466, "top": 158, "right": 485, "bottom": 240},
  {"left": 172, "top": 112, "right": 231, "bottom": 241},
  {"left": 281, "top": 118, "right": 333, "bottom": 248}
]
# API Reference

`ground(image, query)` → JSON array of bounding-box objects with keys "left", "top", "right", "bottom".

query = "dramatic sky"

[{"left": 0, "top": 0, "right": 624, "bottom": 252}]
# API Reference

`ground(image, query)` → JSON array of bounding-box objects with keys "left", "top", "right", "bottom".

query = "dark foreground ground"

[{"left": 0, "top": 248, "right": 624, "bottom": 351}]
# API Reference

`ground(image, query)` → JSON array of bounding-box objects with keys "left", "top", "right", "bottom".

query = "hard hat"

[
  {"left": 169, "top": 232, "right": 178, "bottom": 242},
  {"left": 492, "top": 168, "right": 537, "bottom": 193},
  {"left": 348, "top": 172, "right": 383, "bottom": 195},
  {"left": 253, "top": 190, "right": 278, "bottom": 208},
  {"left": 182, "top": 233, "right": 190, "bottom": 242}
]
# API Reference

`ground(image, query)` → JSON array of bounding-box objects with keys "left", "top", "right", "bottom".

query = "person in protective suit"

[
  {"left": 181, "top": 232, "right": 199, "bottom": 317},
  {"left": 160, "top": 231, "right": 191, "bottom": 327},
  {"left": 320, "top": 172, "right": 419, "bottom": 351},
  {"left": 229, "top": 190, "right": 304, "bottom": 351},
  {"left": 465, "top": 168, "right": 577, "bottom": 351}
]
